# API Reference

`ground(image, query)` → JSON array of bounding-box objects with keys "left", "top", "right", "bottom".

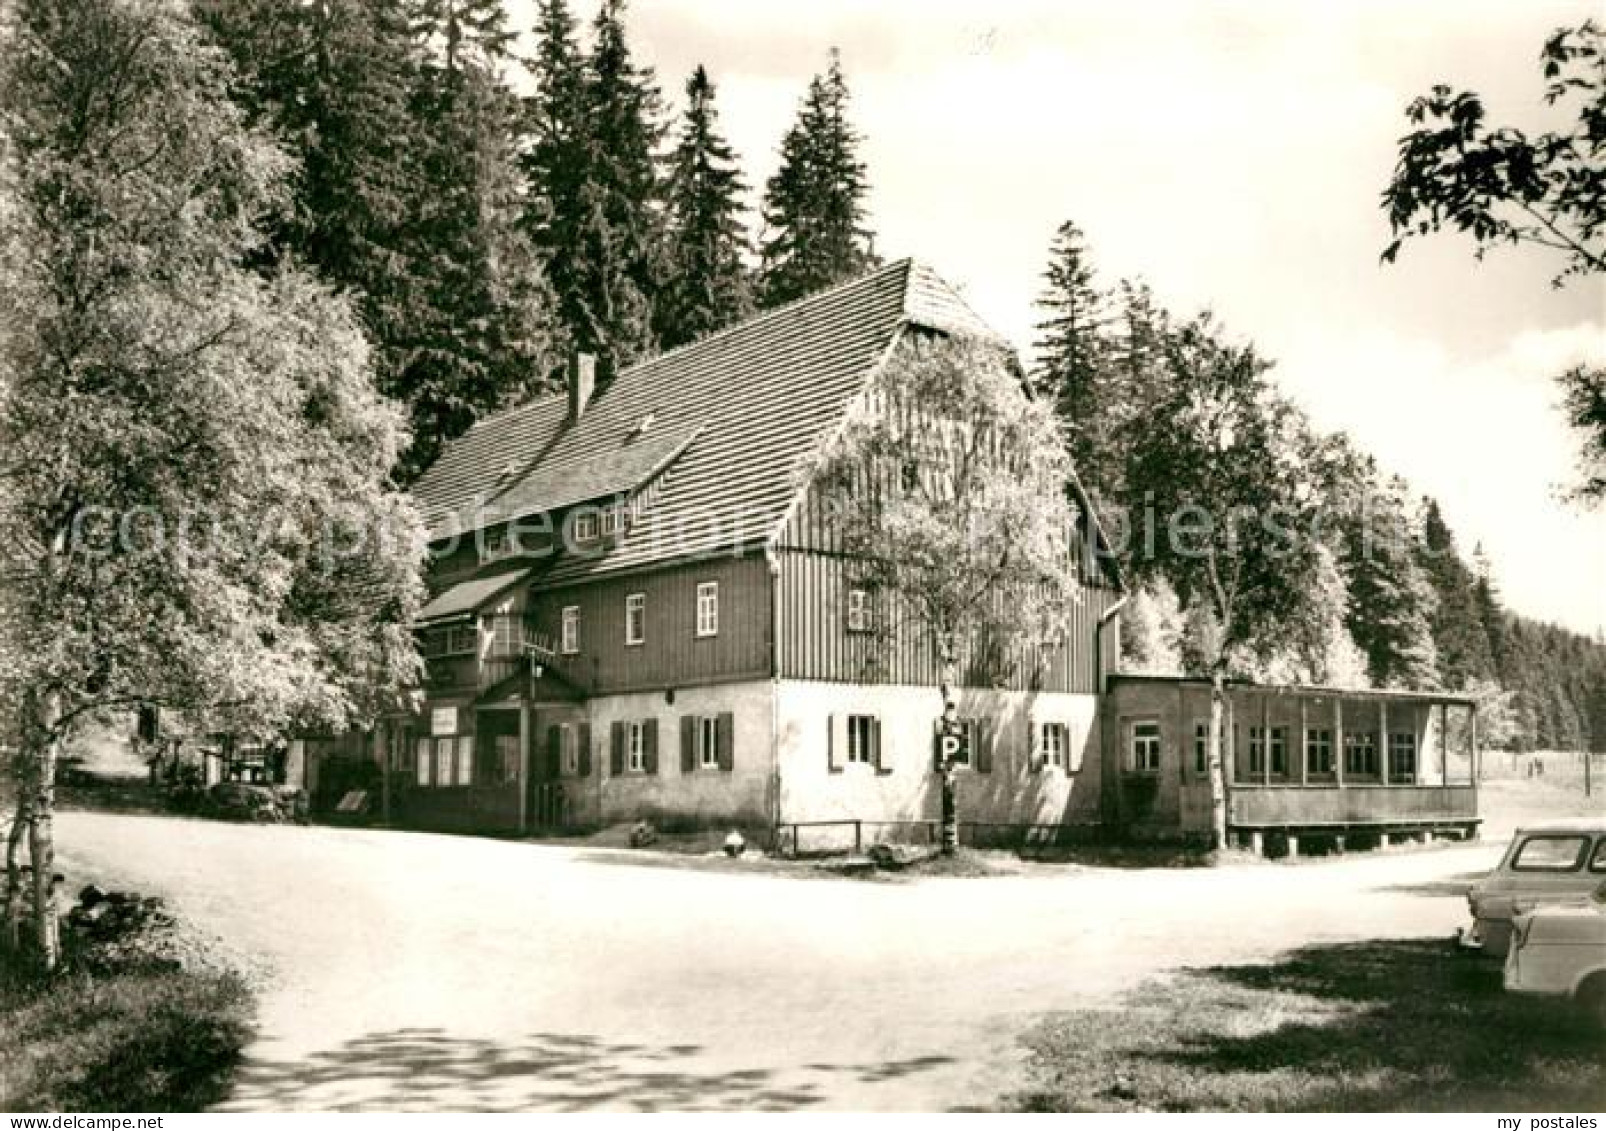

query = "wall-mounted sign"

[{"left": 430, "top": 706, "right": 459, "bottom": 737}]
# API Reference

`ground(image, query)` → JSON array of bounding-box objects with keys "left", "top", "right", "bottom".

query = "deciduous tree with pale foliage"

[
  {"left": 1123, "top": 315, "right": 1328, "bottom": 850},
  {"left": 805, "top": 335, "right": 1083, "bottom": 853},
  {"left": 0, "top": 0, "right": 424, "bottom": 969}
]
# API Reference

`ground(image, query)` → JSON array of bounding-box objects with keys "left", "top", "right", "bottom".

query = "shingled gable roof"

[{"left": 411, "top": 259, "right": 1007, "bottom": 585}]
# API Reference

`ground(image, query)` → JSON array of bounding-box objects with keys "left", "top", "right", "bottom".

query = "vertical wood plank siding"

[
  {"left": 525, "top": 555, "right": 772, "bottom": 695},
  {"left": 777, "top": 479, "right": 1120, "bottom": 692},
  {"left": 776, "top": 548, "right": 1118, "bottom": 692}
]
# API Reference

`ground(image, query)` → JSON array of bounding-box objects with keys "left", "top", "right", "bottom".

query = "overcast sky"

[{"left": 513, "top": 0, "right": 1605, "bottom": 638}]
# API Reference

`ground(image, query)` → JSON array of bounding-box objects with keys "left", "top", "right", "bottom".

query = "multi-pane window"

[
  {"left": 697, "top": 716, "right": 719, "bottom": 769},
  {"left": 1130, "top": 721, "right": 1161, "bottom": 773},
  {"left": 627, "top": 721, "right": 647, "bottom": 772},
  {"left": 625, "top": 593, "right": 646, "bottom": 645},
  {"left": 846, "top": 588, "right": 871, "bottom": 633},
  {"left": 455, "top": 736, "right": 473, "bottom": 786},
  {"left": 1197, "top": 722, "right": 1212, "bottom": 774},
  {"left": 1246, "top": 725, "right": 1265, "bottom": 775},
  {"left": 1344, "top": 731, "right": 1379, "bottom": 777},
  {"left": 415, "top": 738, "right": 431, "bottom": 786},
  {"left": 420, "top": 623, "right": 477, "bottom": 658},
  {"left": 696, "top": 582, "right": 719, "bottom": 638},
  {"left": 561, "top": 605, "right": 580, "bottom": 654},
  {"left": 1389, "top": 732, "right": 1418, "bottom": 782},
  {"left": 1268, "top": 727, "right": 1288, "bottom": 775},
  {"left": 487, "top": 614, "right": 518, "bottom": 657},
  {"left": 847, "top": 715, "right": 877, "bottom": 765},
  {"left": 600, "top": 503, "right": 622, "bottom": 537},
  {"left": 1042, "top": 722, "right": 1069, "bottom": 769},
  {"left": 573, "top": 510, "right": 599, "bottom": 541},
  {"left": 1306, "top": 728, "right": 1334, "bottom": 774}
]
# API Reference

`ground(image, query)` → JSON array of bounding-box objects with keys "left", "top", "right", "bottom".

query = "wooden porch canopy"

[{"left": 416, "top": 564, "right": 534, "bottom": 625}]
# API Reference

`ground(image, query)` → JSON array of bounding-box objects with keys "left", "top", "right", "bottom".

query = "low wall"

[{"left": 1229, "top": 784, "right": 1478, "bottom": 829}]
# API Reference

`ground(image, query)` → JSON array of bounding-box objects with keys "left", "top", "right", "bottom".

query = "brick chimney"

[{"left": 568, "top": 352, "right": 596, "bottom": 422}]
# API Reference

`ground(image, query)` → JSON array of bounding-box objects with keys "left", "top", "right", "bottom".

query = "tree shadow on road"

[
  {"left": 216, "top": 1028, "right": 955, "bottom": 1111},
  {"left": 1013, "top": 939, "right": 1606, "bottom": 1111}
]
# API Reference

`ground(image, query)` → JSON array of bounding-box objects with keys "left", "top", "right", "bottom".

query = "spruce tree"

[
  {"left": 760, "top": 49, "right": 876, "bottom": 307},
  {"left": 1471, "top": 544, "right": 1508, "bottom": 675},
  {"left": 411, "top": 0, "right": 515, "bottom": 70},
  {"left": 197, "top": 0, "right": 424, "bottom": 363},
  {"left": 1317, "top": 449, "right": 1440, "bottom": 689},
  {"left": 578, "top": 0, "right": 664, "bottom": 367},
  {"left": 522, "top": 0, "right": 588, "bottom": 346},
  {"left": 406, "top": 0, "right": 561, "bottom": 473},
  {"left": 1416, "top": 499, "right": 1497, "bottom": 687},
  {"left": 200, "top": 0, "right": 555, "bottom": 480},
  {"left": 1033, "top": 221, "right": 1117, "bottom": 502},
  {"left": 524, "top": 0, "right": 662, "bottom": 372},
  {"left": 657, "top": 65, "right": 753, "bottom": 349}
]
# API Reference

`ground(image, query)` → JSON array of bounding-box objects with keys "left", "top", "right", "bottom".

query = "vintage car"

[
  {"left": 1462, "top": 819, "right": 1606, "bottom": 957},
  {"left": 1504, "top": 904, "right": 1606, "bottom": 1024}
]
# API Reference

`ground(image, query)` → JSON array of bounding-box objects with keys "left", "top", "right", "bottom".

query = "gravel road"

[{"left": 54, "top": 809, "right": 1500, "bottom": 1112}]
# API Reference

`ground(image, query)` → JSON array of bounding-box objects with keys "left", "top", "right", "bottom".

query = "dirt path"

[{"left": 54, "top": 810, "right": 1499, "bottom": 1112}]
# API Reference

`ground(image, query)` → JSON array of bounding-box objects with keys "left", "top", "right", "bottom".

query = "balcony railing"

[{"left": 483, "top": 616, "right": 557, "bottom": 660}]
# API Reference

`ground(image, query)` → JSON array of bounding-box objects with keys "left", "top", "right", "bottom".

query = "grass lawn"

[
  {"left": 1, "top": 963, "right": 253, "bottom": 1111},
  {"left": 1010, "top": 938, "right": 1606, "bottom": 1112}
]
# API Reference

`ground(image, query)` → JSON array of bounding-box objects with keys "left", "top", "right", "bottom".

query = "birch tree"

[
  {"left": 0, "top": 0, "right": 423, "bottom": 968},
  {"left": 1124, "top": 315, "right": 1326, "bottom": 849},
  {"left": 805, "top": 335, "right": 1082, "bottom": 853}
]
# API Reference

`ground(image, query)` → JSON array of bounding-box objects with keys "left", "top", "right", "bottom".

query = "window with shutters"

[
  {"left": 1306, "top": 728, "right": 1334, "bottom": 774},
  {"left": 1389, "top": 732, "right": 1417, "bottom": 782},
  {"left": 846, "top": 588, "right": 871, "bottom": 633},
  {"left": 560, "top": 724, "right": 577, "bottom": 775},
  {"left": 696, "top": 716, "right": 719, "bottom": 768},
  {"left": 1042, "top": 721, "right": 1069, "bottom": 769},
  {"left": 847, "top": 714, "right": 877, "bottom": 764},
  {"left": 627, "top": 721, "right": 646, "bottom": 772},
  {"left": 1129, "top": 721, "right": 1160, "bottom": 773},
  {"left": 561, "top": 606, "right": 580, "bottom": 654},
  {"left": 695, "top": 582, "right": 719, "bottom": 638},
  {"left": 625, "top": 593, "right": 646, "bottom": 645}
]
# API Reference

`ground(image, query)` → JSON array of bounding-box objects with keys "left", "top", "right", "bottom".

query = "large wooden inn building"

[{"left": 297, "top": 261, "right": 1481, "bottom": 854}]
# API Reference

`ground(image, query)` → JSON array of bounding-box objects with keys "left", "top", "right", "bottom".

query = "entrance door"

[{"left": 530, "top": 715, "right": 582, "bottom": 831}]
